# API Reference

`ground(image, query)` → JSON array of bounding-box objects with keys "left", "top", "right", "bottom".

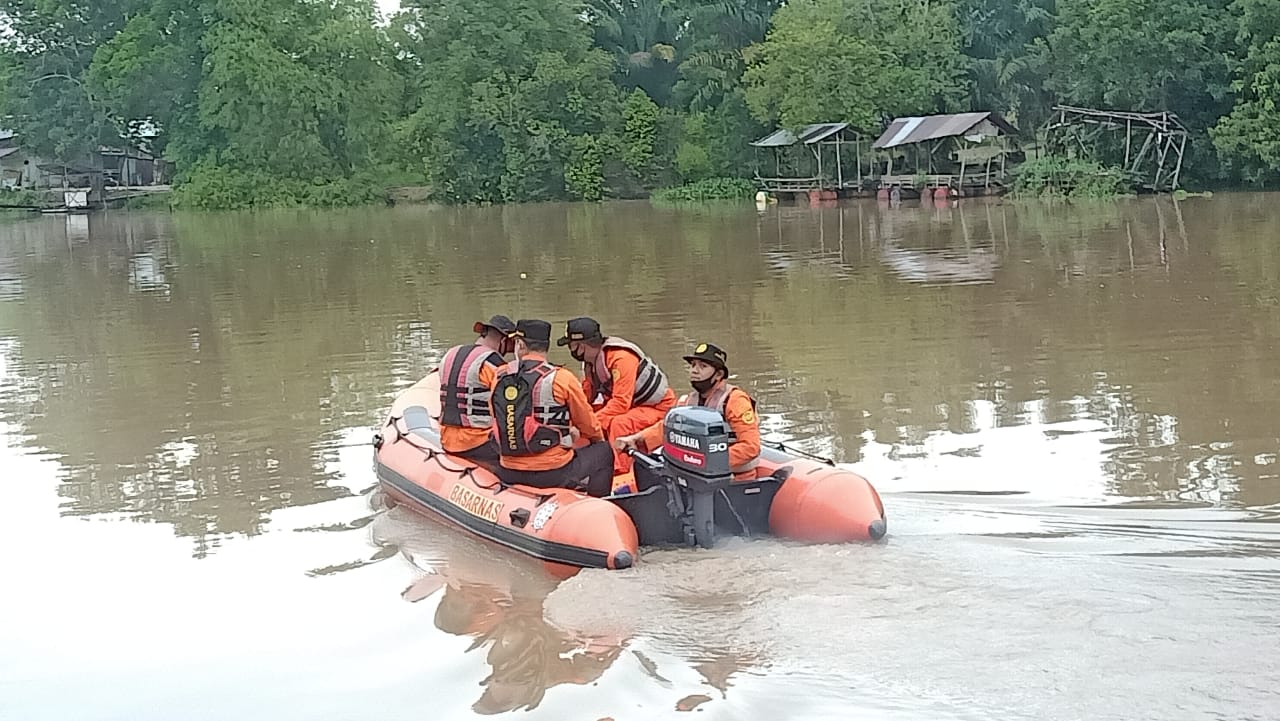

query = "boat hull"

[
  {"left": 376, "top": 373, "right": 886, "bottom": 569},
  {"left": 376, "top": 376, "right": 639, "bottom": 570}
]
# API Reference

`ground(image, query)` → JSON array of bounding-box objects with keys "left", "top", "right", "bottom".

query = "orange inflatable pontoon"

[{"left": 374, "top": 373, "right": 886, "bottom": 570}]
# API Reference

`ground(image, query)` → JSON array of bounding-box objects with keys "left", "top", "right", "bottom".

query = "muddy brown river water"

[{"left": 1, "top": 195, "right": 1278, "bottom": 720}]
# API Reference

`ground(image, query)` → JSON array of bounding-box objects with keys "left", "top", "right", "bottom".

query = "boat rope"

[
  {"left": 773, "top": 441, "right": 835, "bottom": 467},
  {"left": 383, "top": 414, "right": 556, "bottom": 504},
  {"left": 717, "top": 488, "right": 752, "bottom": 537}
]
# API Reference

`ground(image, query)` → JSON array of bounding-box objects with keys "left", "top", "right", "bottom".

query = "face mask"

[
  {"left": 691, "top": 377, "right": 717, "bottom": 394},
  {"left": 570, "top": 347, "right": 586, "bottom": 363}
]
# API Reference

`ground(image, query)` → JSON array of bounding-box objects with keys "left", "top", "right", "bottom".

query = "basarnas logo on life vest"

[
  {"left": 503, "top": 386, "right": 519, "bottom": 401},
  {"left": 504, "top": 401, "right": 518, "bottom": 449},
  {"left": 447, "top": 483, "right": 502, "bottom": 523}
]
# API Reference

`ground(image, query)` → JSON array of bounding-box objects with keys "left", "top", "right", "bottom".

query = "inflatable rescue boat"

[{"left": 374, "top": 373, "right": 886, "bottom": 570}]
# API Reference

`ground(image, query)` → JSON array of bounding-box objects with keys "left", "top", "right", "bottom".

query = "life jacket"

[
  {"left": 590, "top": 337, "right": 669, "bottom": 407},
  {"left": 677, "top": 383, "right": 760, "bottom": 473},
  {"left": 491, "top": 359, "right": 571, "bottom": 456},
  {"left": 439, "top": 344, "right": 504, "bottom": 429}
]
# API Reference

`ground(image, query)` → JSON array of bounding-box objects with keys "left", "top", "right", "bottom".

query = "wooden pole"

[
  {"left": 835, "top": 137, "right": 844, "bottom": 188},
  {"left": 1124, "top": 118, "right": 1131, "bottom": 167},
  {"left": 1131, "top": 130, "right": 1155, "bottom": 180},
  {"left": 856, "top": 138, "right": 862, "bottom": 189},
  {"left": 1153, "top": 133, "right": 1169, "bottom": 190}
]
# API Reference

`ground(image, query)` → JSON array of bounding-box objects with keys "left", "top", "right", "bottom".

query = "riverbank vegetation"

[
  {"left": 1, "top": 0, "right": 1276, "bottom": 209},
  {"left": 651, "top": 178, "right": 759, "bottom": 203},
  {"left": 1012, "top": 157, "right": 1129, "bottom": 199}
]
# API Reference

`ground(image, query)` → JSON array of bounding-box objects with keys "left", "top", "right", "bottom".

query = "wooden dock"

[
  {"left": 25, "top": 185, "right": 172, "bottom": 213},
  {"left": 877, "top": 170, "right": 1008, "bottom": 196}
]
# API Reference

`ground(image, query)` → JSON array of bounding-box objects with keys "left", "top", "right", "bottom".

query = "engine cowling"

[{"left": 660, "top": 406, "right": 732, "bottom": 485}]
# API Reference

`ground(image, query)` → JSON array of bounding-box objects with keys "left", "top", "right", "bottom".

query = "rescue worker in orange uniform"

[
  {"left": 490, "top": 319, "right": 614, "bottom": 496},
  {"left": 556, "top": 317, "right": 675, "bottom": 487},
  {"left": 438, "top": 315, "right": 517, "bottom": 469},
  {"left": 615, "top": 342, "right": 761, "bottom": 479}
]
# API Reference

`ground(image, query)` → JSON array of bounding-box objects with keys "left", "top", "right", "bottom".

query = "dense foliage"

[
  {"left": 1012, "top": 156, "right": 1129, "bottom": 198},
  {"left": 1, "top": 0, "right": 1276, "bottom": 208},
  {"left": 650, "top": 177, "right": 758, "bottom": 202}
]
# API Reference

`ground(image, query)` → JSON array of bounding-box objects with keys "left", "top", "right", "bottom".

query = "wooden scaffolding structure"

[{"left": 1042, "top": 105, "right": 1190, "bottom": 192}]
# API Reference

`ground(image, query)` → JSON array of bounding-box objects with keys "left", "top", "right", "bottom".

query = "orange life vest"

[
  {"left": 677, "top": 383, "right": 760, "bottom": 473},
  {"left": 439, "top": 344, "right": 504, "bottom": 429},
  {"left": 590, "top": 337, "right": 670, "bottom": 407}
]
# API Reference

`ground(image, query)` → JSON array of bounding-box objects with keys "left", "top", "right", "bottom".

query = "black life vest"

[{"left": 491, "top": 359, "right": 571, "bottom": 456}]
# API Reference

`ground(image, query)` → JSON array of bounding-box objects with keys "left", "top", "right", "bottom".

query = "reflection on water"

[
  {"left": 374, "top": 508, "right": 627, "bottom": 715},
  {"left": 2, "top": 194, "right": 1280, "bottom": 719}
]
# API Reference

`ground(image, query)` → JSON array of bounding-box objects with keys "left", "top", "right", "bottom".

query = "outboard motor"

[{"left": 660, "top": 406, "right": 733, "bottom": 548}]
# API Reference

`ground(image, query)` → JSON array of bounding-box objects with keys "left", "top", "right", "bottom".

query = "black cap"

[
  {"left": 682, "top": 342, "right": 729, "bottom": 374},
  {"left": 472, "top": 314, "right": 516, "bottom": 336},
  {"left": 556, "top": 317, "right": 603, "bottom": 346},
  {"left": 512, "top": 319, "right": 552, "bottom": 345}
]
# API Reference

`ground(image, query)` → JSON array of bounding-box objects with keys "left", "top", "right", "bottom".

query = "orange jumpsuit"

[
  {"left": 584, "top": 348, "right": 676, "bottom": 474},
  {"left": 637, "top": 383, "right": 761, "bottom": 478}
]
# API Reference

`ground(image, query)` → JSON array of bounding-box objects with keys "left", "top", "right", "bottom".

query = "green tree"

[
  {"left": 84, "top": 0, "right": 401, "bottom": 208},
  {"left": 85, "top": 0, "right": 206, "bottom": 163},
  {"left": 1048, "top": 0, "right": 1234, "bottom": 129},
  {"left": 394, "top": 0, "right": 622, "bottom": 202},
  {"left": 584, "top": 0, "right": 683, "bottom": 105},
  {"left": 0, "top": 0, "right": 139, "bottom": 163},
  {"left": 1212, "top": 0, "right": 1280, "bottom": 185},
  {"left": 955, "top": 0, "right": 1055, "bottom": 129},
  {"left": 674, "top": 94, "right": 759, "bottom": 181},
  {"left": 743, "top": 0, "right": 967, "bottom": 130},
  {"left": 671, "top": 0, "right": 782, "bottom": 111},
  {"left": 622, "top": 89, "right": 663, "bottom": 185},
  {"left": 195, "top": 0, "right": 397, "bottom": 177},
  {"left": 661, "top": 0, "right": 780, "bottom": 184},
  {"left": 1047, "top": 0, "right": 1237, "bottom": 185}
]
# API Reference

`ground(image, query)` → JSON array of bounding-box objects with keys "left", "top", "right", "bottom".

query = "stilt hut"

[
  {"left": 750, "top": 122, "right": 872, "bottom": 199},
  {"left": 872, "top": 112, "right": 1020, "bottom": 197}
]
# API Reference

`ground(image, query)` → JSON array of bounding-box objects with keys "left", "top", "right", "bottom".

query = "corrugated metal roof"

[
  {"left": 751, "top": 122, "right": 854, "bottom": 147},
  {"left": 0, "top": 147, "right": 19, "bottom": 159},
  {"left": 872, "top": 112, "right": 1017, "bottom": 149}
]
